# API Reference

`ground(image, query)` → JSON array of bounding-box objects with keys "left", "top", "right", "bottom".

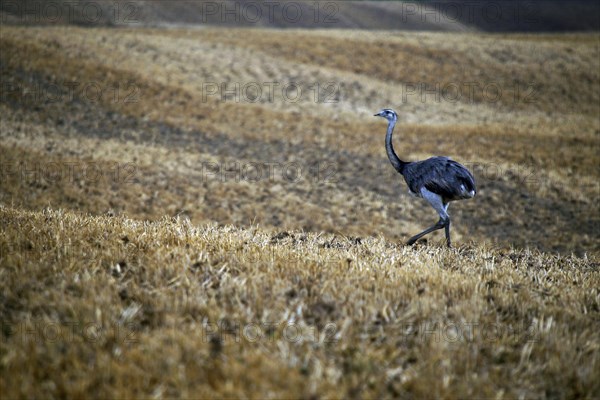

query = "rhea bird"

[{"left": 374, "top": 109, "right": 476, "bottom": 247}]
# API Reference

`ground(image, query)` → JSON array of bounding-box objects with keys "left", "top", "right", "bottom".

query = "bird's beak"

[{"left": 374, "top": 113, "right": 380, "bottom": 117}]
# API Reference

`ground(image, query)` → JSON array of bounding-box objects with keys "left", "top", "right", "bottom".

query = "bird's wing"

[{"left": 407, "top": 157, "right": 476, "bottom": 201}]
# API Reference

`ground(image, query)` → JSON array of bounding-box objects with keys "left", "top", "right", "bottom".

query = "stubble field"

[{"left": 0, "top": 25, "right": 599, "bottom": 398}]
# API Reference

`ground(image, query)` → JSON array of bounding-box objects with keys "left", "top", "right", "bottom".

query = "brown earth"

[
  {"left": 1, "top": 26, "right": 598, "bottom": 255},
  {"left": 1, "top": 25, "right": 599, "bottom": 399}
]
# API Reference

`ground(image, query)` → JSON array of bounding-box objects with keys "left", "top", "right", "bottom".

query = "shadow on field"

[{"left": 2, "top": 85, "right": 594, "bottom": 255}]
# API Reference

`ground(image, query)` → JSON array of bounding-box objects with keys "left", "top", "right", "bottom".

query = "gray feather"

[{"left": 403, "top": 157, "right": 476, "bottom": 201}]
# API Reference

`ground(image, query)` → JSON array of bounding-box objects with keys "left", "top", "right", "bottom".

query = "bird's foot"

[{"left": 406, "top": 238, "right": 426, "bottom": 246}]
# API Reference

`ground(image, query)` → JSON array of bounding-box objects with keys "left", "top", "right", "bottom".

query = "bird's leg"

[
  {"left": 442, "top": 202, "right": 451, "bottom": 247},
  {"left": 407, "top": 190, "right": 451, "bottom": 247},
  {"left": 406, "top": 218, "right": 446, "bottom": 245},
  {"left": 444, "top": 219, "right": 451, "bottom": 247}
]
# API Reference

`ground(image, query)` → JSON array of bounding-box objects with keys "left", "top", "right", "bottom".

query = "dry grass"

[
  {"left": 1, "top": 26, "right": 599, "bottom": 254},
  {"left": 1, "top": 25, "right": 599, "bottom": 398},
  {"left": 1, "top": 206, "right": 599, "bottom": 398}
]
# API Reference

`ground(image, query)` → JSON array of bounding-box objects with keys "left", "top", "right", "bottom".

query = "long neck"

[{"left": 385, "top": 119, "right": 406, "bottom": 174}]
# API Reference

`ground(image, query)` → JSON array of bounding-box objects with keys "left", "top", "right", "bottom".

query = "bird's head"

[{"left": 374, "top": 109, "right": 398, "bottom": 122}]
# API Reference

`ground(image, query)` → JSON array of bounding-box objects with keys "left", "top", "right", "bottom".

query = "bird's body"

[
  {"left": 375, "top": 109, "right": 476, "bottom": 247},
  {"left": 402, "top": 157, "right": 476, "bottom": 202}
]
